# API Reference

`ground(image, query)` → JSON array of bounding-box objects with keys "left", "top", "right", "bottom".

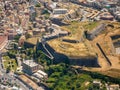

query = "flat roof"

[
  {"left": 0, "top": 35, "right": 7, "bottom": 45},
  {"left": 37, "top": 70, "right": 47, "bottom": 76},
  {"left": 19, "top": 75, "right": 39, "bottom": 90},
  {"left": 33, "top": 73, "right": 44, "bottom": 78},
  {"left": 23, "top": 60, "right": 38, "bottom": 67}
]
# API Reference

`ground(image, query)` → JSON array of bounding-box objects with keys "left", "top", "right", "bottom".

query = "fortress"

[
  {"left": 25, "top": 23, "right": 100, "bottom": 67},
  {"left": 36, "top": 23, "right": 100, "bottom": 67},
  {"left": 38, "top": 38, "right": 99, "bottom": 67}
]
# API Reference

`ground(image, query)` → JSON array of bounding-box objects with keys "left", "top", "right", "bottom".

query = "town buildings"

[{"left": 18, "top": 75, "right": 44, "bottom": 90}]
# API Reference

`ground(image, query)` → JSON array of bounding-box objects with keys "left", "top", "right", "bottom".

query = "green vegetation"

[
  {"left": 6, "top": 29, "right": 120, "bottom": 90},
  {"left": 7, "top": 50, "right": 17, "bottom": 58},
  {"left": 44, "top": 13, "right": 50, "bottom": 19},
  {"left": 3, "top": 56, "right": 17, "bottom": 71},
  {"left": 42, "top": 9, "right": 50, "bottom": 19},
  {"left": 84, "top": 21, "right": 100, "bottom": 31},
  {"left": 61, "top": 21, "right": 84, "bottom": 40},
  {"left": 14, "top": 35, "right": 21, "bottom": 42},
  {"left": 36, "top": 50, "right": 51, "bottom": 66},
  {"left": 42, "top": 9, "right": 49, "bottom": 15},
  {"left": 81, "top": 70, "right": 120, "bottom": 84},
  {"left": 35, "top": 3, "right": 41, "bottom": 7},
  {"left": 25, "top": 33, "right": 32, "bottom": 39},
  {"left": 0, "top": 8, "right": 2, "bottom": 12},
  {"left": 45, "top": 62, "right": 120, "bottom": 90},
  {"left": 45, "top": 64, "right": 107, "bottom": 90}
]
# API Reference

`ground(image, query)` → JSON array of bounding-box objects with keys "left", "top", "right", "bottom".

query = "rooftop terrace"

[
  {"left": 19, "top": 75, "right": 39, "bottom": 90},
  {"left": 23, "top": 60, "right": 38, "bottom": 67}
]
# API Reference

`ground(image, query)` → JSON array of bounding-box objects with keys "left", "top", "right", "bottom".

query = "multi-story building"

[
  {"left": 22, "top": 60, "right": 40, "bottom": 75},
  {"left": 86, "top": 0, "right": 102, "bottom": 9}
]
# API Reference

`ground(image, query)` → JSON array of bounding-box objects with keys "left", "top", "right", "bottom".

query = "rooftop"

[
  {"left": 19, "top": 75, "right": 39, "bottom": 90},
  {"left": 23, "top": 60, "right": 38, "bottom": 67},
  {"left": 0, "top": 35, "right": 8, "bottom": 45}
]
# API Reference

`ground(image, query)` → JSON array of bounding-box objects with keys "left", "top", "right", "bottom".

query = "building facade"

[{"left": 22, "top": 60, "right": 39, "bottom": 75}]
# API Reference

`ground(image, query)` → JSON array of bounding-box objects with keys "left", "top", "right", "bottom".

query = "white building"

[
  {"left": 37, "top": 70, "right": 48, "bottom": 78},
  {"left": 22, "top": 60, "right": 40, "bottom": 75},
  {"left": 53, "top": 9, "right": 68, "bottom": 15},
  {"left": 33, "top": 72, "right": 44, "bottom": 79},
  {"left": 32, "top": 70, "right": 48, "bottom": 80}
]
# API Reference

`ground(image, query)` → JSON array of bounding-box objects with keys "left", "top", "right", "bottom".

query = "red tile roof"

[{"left": 0, "top": 35, "right": 8, "bottom": 45}]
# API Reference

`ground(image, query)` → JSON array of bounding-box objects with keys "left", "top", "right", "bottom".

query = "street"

[{"left": 0, "top": 52, "right": 29, "bottom": 90}]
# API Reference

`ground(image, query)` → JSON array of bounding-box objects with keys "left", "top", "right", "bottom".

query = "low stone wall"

[{"left": 62, "top": 39, "right": 78, "bottom": 43}]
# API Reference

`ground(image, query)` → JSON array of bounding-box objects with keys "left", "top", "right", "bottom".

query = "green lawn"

[
  {"left": 84, "top": 21, "right": 100, "bottom": 31},
  {"left": 61, "top": 21, "right": 84, "bottom": 40},
  {"left": 3, "top": 56, "right": 17, "bottom": 71}
]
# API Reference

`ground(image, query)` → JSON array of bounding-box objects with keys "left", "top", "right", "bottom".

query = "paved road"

[{"left": 0, "top": 52, "right": 29, "bottom": 90}]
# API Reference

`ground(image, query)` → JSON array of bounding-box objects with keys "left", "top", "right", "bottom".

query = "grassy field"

[
  {"left": 48, "top": 21, "right": 99, "bottom": 57},
  {"left": 61, "top": 21, "right": 84, "bottom": 40},
  {"left": 25, "top": 37, "right": 39, "bottom": 45},
  {"left": 83, "top": 21, "right": 101, "bottom": 31},
  {"left": 48, "top": 39, "right": 96, "bottom": 57},
  {"left": 3, "top": 56, "right": 17, "bottom": 71},
  {"left": 61, "top": 21, "right": 101, "bottom": 40}
]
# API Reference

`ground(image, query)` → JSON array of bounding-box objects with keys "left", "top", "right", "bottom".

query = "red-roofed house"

[{"left": 0, "top": 35, "right": 8, "bottom": 51}]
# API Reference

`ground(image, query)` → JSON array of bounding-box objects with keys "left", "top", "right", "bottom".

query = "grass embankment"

[
  {"left": 83, "top": 21, "right": 101, "bottom": 31},
  {"left": 61, "top": 21, "right": 84, "bottom": 40},
  {"left": 25, "top": 37, "right": 39, "bottom": 45}
]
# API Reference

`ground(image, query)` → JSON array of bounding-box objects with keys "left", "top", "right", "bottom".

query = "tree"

[
  {"left": 7, "top": 50, "right": 16, "bottom": 58},
  {"left": 14, "top": 35, "right": 21, "bottom": 42},
  {"left": 25, "top": 33, "right": 32, "bottom": 39},
  {"left": 13, "top": 43, "right": 18, "bottom": 50},
  {"left": 6, "top": 66, "right": 10, "bottom": 73},
  {"left": 35, "top": 3, "right": 41, "bottom": 7}
]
